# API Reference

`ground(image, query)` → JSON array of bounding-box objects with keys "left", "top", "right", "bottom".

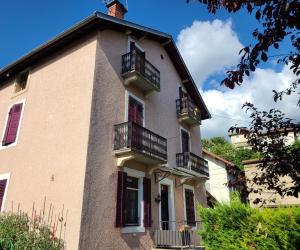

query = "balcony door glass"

[
  {"left": 160, "top": 184, "right": 170, "bottom": 230},
  {"left": 184, "top": 189, "right": 196, "bottom": 227},
  {"left": 181, "top": 129, "right": 190, "bottom": 153},
  {"left": 128, "top": 96, "right": 144, "bottom": 126},
  {"left": 130, "top": 41, "right": 145, "bottom": 75}
]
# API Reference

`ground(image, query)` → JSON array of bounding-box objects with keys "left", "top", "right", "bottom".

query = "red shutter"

[
  {"left": 115, "top": 171, "right": 127, "bottom": 227},
  {"left": 0, "top": 179, "right": 7, "bottom": 211},
  {"left": 2, "top": 103, "right": 23, "bottom": 146},
  {"left": 143, "top": 177, "right": 152, "bottom": 227}
]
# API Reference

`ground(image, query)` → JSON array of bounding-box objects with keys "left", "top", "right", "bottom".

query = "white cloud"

[
  {"left": 177, "top": 19, "right": 243, "bottom": 86},
  {"left": 176, "top": 19, "right": 299, "bottom": 139},
  {"left": 201, "top": 65, "right": 300, "bottom": 138}
]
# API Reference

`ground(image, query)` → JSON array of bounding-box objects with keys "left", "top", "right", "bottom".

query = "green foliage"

[
  {"left": 0, "top": 213, "right": 63, "bottom": 250},
  {"left": 198, "top": 196, "right": 300, "bottom": 250},
  {"left": 202, "top": 136, "right": 259, "bottom": 169}
]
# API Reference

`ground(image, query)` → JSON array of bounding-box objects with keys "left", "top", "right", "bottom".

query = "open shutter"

[
  {"left": 0, "top": 179, "right": 7, "bottom": 211},
  {"left": 115, "top": 171, "right": 127, "bottom": 227},
  {"left": 2, "top": 103, "right": 23, "bottom": 146},
  {"left": 143, "top": 177, "right": 152, "bottom": 227}
]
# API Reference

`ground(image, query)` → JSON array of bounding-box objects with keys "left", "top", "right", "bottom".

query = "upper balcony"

[
  {"left": 114, "top": 121, "right": 167, "bottom": 165},
  {"left": 176, "top": 97, "right": 201, "bottom": 127},
  {"left": 122, "top": 51, "right": 160, "bottom": 95},
  {"left": 176, "top": 152, "right": 209, "bottom": 179}
]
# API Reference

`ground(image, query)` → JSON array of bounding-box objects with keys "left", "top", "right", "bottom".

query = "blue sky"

[{"left": 1, "top": 0, "right": 298, "bottom": 138}]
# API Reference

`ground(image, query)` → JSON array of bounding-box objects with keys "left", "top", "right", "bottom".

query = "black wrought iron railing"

[
  {"left": 176, "top": 97, "right": 201, "bottom": 123},
  {"left": 114, "top": 122, "right": 167, "bottom": 161},
  {"left": 122, "top": 52, "right": 160, "bottom": 90},
  {"left": 176, "top": 152, "right": 209, "bottom": 177}
]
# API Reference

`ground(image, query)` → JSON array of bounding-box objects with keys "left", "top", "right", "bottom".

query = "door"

[
  {"left": 128, "top": 96, "right": 144, "bottom": 126},
  {"left": 130, "top": 41, "right": 145, "bottom": 75},
  {"left": 184, "top": 189, "right": 196, "bottom": 227},
  {"left": 181, "top": 129, "right": 190, "bottom": 153},
  {"left": 161, "top": 184, "right": 169, "bottom": 230}
]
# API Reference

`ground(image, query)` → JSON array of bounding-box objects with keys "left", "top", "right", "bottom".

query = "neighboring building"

[
  {"left": 229, "top": 126, "right": 300, "bottom": 148},
  {"left": 244, "top": 159, "right": 300, "bottom": 207},
  {"left": 202, "top": 149, "right": 237, "bottom": 204},
  {"left": 0, "top": 1, "right": 210, "bottom": 249}
]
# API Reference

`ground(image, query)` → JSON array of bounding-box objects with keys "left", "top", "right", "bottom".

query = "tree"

[{"left": 189, "top": 0, "right": 300, "bottom": 202}]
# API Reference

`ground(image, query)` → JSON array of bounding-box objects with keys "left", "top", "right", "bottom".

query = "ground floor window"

[
  {"left": 124, "top": 176, "right": 139, "bottom": 226},
  {"left": 184, "top": 186, "right": 196, "bottom": 227}
]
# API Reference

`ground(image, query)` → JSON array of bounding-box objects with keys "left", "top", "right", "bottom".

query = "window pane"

[
  {"left": 127, "top": 176, "right": 139, "bottom": 189},
  {"left": 124, "top": 188, "right": 139, "bottom": 226}
]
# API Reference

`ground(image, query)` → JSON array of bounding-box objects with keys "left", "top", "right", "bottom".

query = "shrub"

[
  {"left": 0, "top": 213, "right": 64, "bottom": 250},
  {"left": 198, "top": 195, "right": 300, "bottom": 250}
]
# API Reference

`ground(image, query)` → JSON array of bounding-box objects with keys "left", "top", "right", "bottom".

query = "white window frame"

[
  {"left": 0, "top": 173, "right": 11, "bottom": 212},
  {"left": 124, "top": 91, "right": 145, "bottom": 127},
  {"left": 158, "top": 178, "right": 176, "bottom": 230},
  {"left": 183, "top": 184, "right": 197, "bottom": 230},
  {"left": 121, "top": 167, "right": 145, "bottom": 234},
  {"left": 179, "top": 126, "right": 191, "bottom": 153},
  {"left": 0, "top": 99, "right": 26, "bottom": 151},
  {"left": 127, "top": 37, "right": 144, "bottom": 53}
]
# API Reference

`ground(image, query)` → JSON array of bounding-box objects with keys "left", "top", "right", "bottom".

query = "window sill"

[{"left": 121, "top": 226, "right": 145, "bottom": 234}]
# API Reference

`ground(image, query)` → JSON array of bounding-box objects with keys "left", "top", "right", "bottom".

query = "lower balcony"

[
  {"left": 176, "top": 152, "right": 209, "bottom": 179},
  {"left": 114, "top": 122, "right": 167, "bottom": 165},
  {"left": 153, "top": 221, "right": 205, "bottom": 249}
]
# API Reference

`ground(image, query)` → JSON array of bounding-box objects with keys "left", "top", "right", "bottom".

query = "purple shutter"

[
  {"left": 115, "top": 171, "right": 127, "bottom": 227},
  {"left": 143, "top": 177, "right": 152, "bottom": 227},
  {"left": 2, "top": 103, "right": 23, "bottom": 146},
  {"left": 0, "top": 179, "right": 7, "bottom": 210}
]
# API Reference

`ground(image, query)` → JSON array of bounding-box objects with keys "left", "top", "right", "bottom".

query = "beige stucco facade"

[
  {"left": 244, "top": 162, "right": 300, "bottom": 207},
  {"left": 0, "top": 18, "right": 209, "bottom": 250}
]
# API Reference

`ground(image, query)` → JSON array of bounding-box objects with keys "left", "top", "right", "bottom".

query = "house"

[
  {"left": 229, "top": 126, "right": 300, "bottom": 148},
  {"left": 202, "top": 149, "right": 238, "bottom": 204},
  {"left": 0, "top": 1, "right": 211, "bottom": 249}
]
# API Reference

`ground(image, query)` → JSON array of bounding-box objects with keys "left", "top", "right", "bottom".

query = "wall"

[
  {"left": 0, "top": 33, "right": 97, "bottom": 250},
  {"left": 245, "top": 163, "right": 300, "bottom": 207},
  {"left": 78, "top": 29, "right": 206, "bottom": 250},
  {"left": 204, "top": 154, "right": 230, "bottom": 203}
]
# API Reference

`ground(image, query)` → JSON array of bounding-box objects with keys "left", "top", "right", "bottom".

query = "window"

[
  {"left": 180, "top": 128, "right": 190, "bottom": 153},
  {"left": 124, "top": 176, "right": 139, "bottom": 226},
  {"left": 183, "top": 185, "right": 196, "bottom": 227},
  {"left": 2, "top": 102, "right": 24, "bottom": 147},
  {"left": 14, "top": 71, "right": 29, "bottom": 93},
  {"left": 0, "top": 173, "right": 10, "bottom": 212},
  {"left": 115, "top": 169, "right": 151, "bottom": 233},
  {"left": 128, "top": 96, "right": 144, "bottom": 126}
]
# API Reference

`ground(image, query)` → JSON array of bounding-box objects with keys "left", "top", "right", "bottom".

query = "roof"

[
  {"left": 202, "top": 149, "right": 235, "bottom": 167},
  {"left": 0, "top": 12, "right": 211, "bottom": 120}
]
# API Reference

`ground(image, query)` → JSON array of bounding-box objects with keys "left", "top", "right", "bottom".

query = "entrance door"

[{"left": 161, "top": 184, "right": 169, "bottom": 230}]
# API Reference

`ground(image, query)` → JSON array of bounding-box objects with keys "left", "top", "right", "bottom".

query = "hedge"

[{"left": 198, "top": 195, "right": 300, "bottom": 250}]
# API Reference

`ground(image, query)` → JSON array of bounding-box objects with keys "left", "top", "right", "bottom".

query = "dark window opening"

[
  {"left": 124, "top": 176, "right": 139, "bottom": 226},
  {"left": 15, "top": 71, "right": 29, "bottom": 93}
]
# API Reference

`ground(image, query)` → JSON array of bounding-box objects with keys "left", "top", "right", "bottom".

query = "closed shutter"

[
  {"left": 2, "top": 103, "right": 23, "bottom": 146},
  {"left": 115, "top": 171, "right": 127, "bottom": 227},
  {"left": 0, "top": 179, "right": 7, "bottom": 211},
  {"left": 143, "top": 177, "right": 152, "bottom": 227},
  {"left": 185, "top": 189, "right": 196, "bottom": 227}
]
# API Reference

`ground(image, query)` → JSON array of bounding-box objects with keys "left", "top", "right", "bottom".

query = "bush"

[
  {"left": 0, "top": 213, "right": 64, "bottom": 250},
  {"left": 198, "top": 195, "right": 300, "bottom": 250}
]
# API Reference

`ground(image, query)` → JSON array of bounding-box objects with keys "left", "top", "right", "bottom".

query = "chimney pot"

[{"left": 106, "top": 0, "right": 127, "bottom": 19}]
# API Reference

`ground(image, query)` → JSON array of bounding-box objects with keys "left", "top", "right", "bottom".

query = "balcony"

[
  {"left": 176, "top": 152, "right": 209, "bottom": 178},
  {"left": 153, "top": 221, "right": 204, "bottom": 249},
  {"left": 122, "top": 52, "right": 160, "bottom": 94},
  {"left": 176, "top": 97, "right": 201, "bottom": 126},
  {"left": 114, "top": 122, "right": 167, "bottom": 165}
]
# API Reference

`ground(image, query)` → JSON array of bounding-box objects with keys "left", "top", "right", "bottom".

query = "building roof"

[
  {"left": 202, "top": 149, "right": 235, "bottom": 167},
  {"left": 0, "top": 11, "right": 211, "bottom": 120}
]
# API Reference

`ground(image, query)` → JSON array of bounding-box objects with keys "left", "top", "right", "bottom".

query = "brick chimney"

[{"left": 106, "top": 0, "right": 127, "bottom": 19}]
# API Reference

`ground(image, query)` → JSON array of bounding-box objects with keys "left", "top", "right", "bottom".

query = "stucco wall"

[
  {"left": 0, "top": 34, "right": 97, "bottom": 250},
  {"left": 78, "top": 29, "right": 206, "bottom": 250},
  {"left": 204, "top": 155, "right": 230, "bottom": 203},
  {"left": 245, "top": 163, "right": 300, "bottom": 207}
]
